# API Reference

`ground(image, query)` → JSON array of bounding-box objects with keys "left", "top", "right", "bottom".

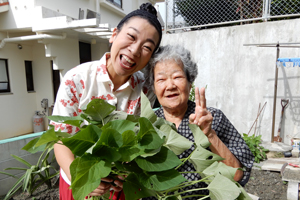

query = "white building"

[{"left": 0, "top": 0, "right": 164, "bottom": 140}]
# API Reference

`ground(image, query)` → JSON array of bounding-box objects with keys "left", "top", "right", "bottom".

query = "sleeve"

[
  {"left": 209, "top": 108, "right": 255, "bottom": 186},
  {"left": 50, "top": 69, "right": 81, "bottom": 135}
]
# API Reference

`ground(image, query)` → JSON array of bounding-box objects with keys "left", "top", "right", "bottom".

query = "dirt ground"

[
  {"left": 0, "top": 168, "right": 289, "bottom": 200},
  {"left": 244, "top": 168, "right": 288, "bottom": 200}
]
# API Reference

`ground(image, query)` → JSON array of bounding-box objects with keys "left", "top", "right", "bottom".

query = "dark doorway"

[
  {"left": 51, "top": 60, "right": 60, "bottom": 102},
  {"left": 79, "top": 42, "right": 92, "bottom": 64}
]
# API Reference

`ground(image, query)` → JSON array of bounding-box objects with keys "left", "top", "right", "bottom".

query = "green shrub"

[{"left": 242, "top": 134, "right": 269, "bottom": 163}]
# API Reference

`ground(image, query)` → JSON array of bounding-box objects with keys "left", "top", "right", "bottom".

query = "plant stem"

[
  {"left": 160, "top": 175, "right": 213, "bottom": 195},
  {"left": 175, "top": 144, "right": 197, "bottom": 170}
]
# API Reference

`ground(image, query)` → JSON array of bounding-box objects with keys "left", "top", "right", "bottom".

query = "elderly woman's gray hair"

[{"left": 144, "top": 44, "right": 198, "bottom": 89}]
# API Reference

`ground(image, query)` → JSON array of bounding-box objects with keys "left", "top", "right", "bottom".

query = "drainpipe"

[
  {"left": 0, "top": 33, "right": 67, "bottom": 48},
  {"left": 96, "top": 0, "right": 100, "bottom": 14}
]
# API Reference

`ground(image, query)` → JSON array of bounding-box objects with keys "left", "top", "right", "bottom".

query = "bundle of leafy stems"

[{"left": 28, "top": 92, "right": 252, "bottom": 200}]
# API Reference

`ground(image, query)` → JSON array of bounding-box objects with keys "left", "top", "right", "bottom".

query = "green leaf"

[
  {"left": 102, "top": 119, "right": 137, "bottom": 135},
  {"left": 70, "top": 154, "right": 111, "bottom": 200},
  {"left": 55, "top": 130, "right": 72, "bottom": 138},
  {"left": 140, "top": 91, "right": 157, "bottom": 123},
  {"left": 0, "top": 171, "right": 18, "bottom": 178},
  {"left": 4, "top": 167, "right": 27, "bottom": 171},
  {"left": 61, "top": 125, "right": 101, "bottom": 156},
  {"left": 22, "top": 138, "right": 46, "bottom": 153},
  {"left": 96, "top": 128, "right": 123, "bottom": 148},
  {"left": 138, "top": 168, "right": 187, "bottom": 191},
  {"left": 92, "top": 145, "right": 121, "bottom": 162},
  {"left": 126, "top": 114, "right": 140, "bottom": 122},
  {"left": 3, "top": 174, "right": 25, "bottom": 200},
  {"left": 202, "top": 161, "right": 237, "bottom": 182},
  {"left": 11, "top": 155, "right": 32, "bottom": 167},
  {"left": 119, "top": 131, "right": 141, "bottom": 161},
  {"left": 83, "top": 98, "right": 115, "bottom": 121},
  {"left": 48, "top": 115, "right": 84, "bottom": 127},
  {"left": 23, "top": 168, "right": 33, "bottom": 192},
  {"left": 103, "top": 111, "right": 129, "bottom": 124},
  {"left": 123, "top": 173, "right": 157, "bottom": 200},
  {"left": 208, "top": 174, "right": 241, "bottom": 200},
  {"left": 189, "top": 146, "right": 224, "bottom": 172},
  {"left": 135, "top": 146, "right": 182, "bottom": 172},
  {"left": 138, "top": 117, "right": 165, "bottom": 150},
  {"left": 160, "top": 124, "right": 192, "bottom": 155},
  {"left": 189, "top": 124, "right": 210, "bottom": 148},
  {"left": 115, "top": 161, "right": 143, "bottom": 174},
  {"left": 35, "top": 128, "right": 59, "bottom": 147}
]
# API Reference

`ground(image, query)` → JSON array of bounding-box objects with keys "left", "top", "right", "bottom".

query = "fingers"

[
  {"left": 101, "top": 177, "right": 114, "bottom": 183},
  {"left": 200, "top": 87, "right": 206, "bottom": 109},
  {"left": 195, "top": 87, "right": 206, "bottom": 109},
  {"left": 111, "top": 175, "right": 124, "bottom": 192},
  {"left": 189, "top": 86, "right": 213, "bottom": 136},
  {"left": 195, "top": 87, "right": 200, "bottom": 107},
  {"left": 88, "top": 181, "right": 112, "bottom": 197}
]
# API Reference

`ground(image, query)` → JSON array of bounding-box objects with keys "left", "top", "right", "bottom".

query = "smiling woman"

[{"left": 50, "top": 2, "right": 162, "bottom": 200}]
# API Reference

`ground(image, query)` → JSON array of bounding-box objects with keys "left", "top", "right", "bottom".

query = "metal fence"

[{"left": 165, "top": 0, "right": 300, "bottom": 32}]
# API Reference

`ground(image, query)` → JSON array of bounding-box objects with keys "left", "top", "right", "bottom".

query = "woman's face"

[
  {"left": 108, "top": 17, "right": 160, "bottom": 79},
  {"left": 154, "top": 59, "right": 191, "bottom": 113}
]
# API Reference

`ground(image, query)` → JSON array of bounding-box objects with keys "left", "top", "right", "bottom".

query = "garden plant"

[
  {"left": 242, "top": 134, "right": 268, "bottom": 163},
  {"left": 20, "top": 92, "right": 252, "bottom": 200},
  {"left": 0, "top": 141, "right": 59, "bottom": 200}
]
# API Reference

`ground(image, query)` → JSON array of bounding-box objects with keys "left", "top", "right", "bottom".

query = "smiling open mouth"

[
  {"left": 167, "top": 94, "right": 179, "bottom": 98},
  {"left": 121, "top": 55, "right": 136, "bottom": 68}
]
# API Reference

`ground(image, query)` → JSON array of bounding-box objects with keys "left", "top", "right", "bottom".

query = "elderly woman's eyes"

[
  {"left": 155, "top": 77, "right": 165, "bottom": 82},
  {"left": 174, "top": 76, "right": 184, "bottom": 79}
]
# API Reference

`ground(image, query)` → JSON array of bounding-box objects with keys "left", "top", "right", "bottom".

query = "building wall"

[
  {"left": 0, "top": 0, "right": 138, "bottom": 31},
  {"left": 0, "top": 35, "right": 110, "bottom": 140},
  {"left": 161, "top": 18, "right": 300, "bottom": 144}
]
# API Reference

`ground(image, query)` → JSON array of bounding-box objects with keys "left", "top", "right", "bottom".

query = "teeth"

[{"left": 123, "top": 55, "right": 134, "bottom": 64}]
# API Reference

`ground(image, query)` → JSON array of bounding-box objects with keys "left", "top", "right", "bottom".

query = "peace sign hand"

[{"left": 189, "top": 87, "right": 214, "bottom": 137}]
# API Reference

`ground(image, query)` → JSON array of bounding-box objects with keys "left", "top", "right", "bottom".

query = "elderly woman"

[{"left": 144, "top": 45, "right": 254, "bottom": 199}]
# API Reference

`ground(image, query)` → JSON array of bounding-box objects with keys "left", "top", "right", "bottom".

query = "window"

[
  {"left": 107, "top": 0, "right": 122, "bottom": 8},
  {"left": 25, "top": 61, "right": 34, "bottom": 92},
  {"left": 0, "top": 59, "right": 10, "bottom": 93}
]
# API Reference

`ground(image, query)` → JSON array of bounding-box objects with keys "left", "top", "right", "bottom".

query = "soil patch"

[
  {"left": 0, "top": 176, "right": 59, "bottom": 200},
  {"left": 244, "top": 168, "right": 288, "bottom": 200}
]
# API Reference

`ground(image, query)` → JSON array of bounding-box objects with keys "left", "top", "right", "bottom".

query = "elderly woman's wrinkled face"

[{"left": 154, "top": 59, "right": 191, "bottom": 113}]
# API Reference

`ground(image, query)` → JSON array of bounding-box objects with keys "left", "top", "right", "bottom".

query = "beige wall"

[
  {"left": 161, "top": 18, "right": 300, "bottom": 144},
  {"left": 0, "top": 37, "right": 109, "bottom": 140}
]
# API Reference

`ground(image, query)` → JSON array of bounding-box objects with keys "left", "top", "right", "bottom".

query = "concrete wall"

[
  {"left": 0, "top": 133, "right": 59, "bottom": 196},
  {"left": 161, "top": 18, "right": 300, "bottom": 144}
]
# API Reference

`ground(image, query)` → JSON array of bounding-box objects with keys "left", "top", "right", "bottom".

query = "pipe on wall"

[{"left": 0, "top": 33, "right": 67, "bottom": 48}]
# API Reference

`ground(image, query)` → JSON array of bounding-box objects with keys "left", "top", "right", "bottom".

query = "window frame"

[
  {"left": 0, "top": 59, "right": 10, "bottom": 93},
  {"left": 107, "top": 0, "right": 122, "bottom": 8},
  {"left": 25, "top": 60, "right": 34, "bottom": 92}
]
